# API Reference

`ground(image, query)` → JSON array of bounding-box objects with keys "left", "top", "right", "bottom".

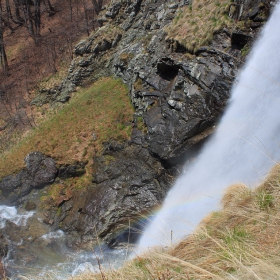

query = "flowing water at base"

[
  {"left": 138, "top": 1, "right": 280, "bottom": 251},
  {"left": 0, "top": 205, "right": 131, "bottom": 279}
]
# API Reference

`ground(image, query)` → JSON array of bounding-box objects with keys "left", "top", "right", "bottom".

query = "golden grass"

[
  {"left": 166, "top": 0, "right": 233, "bottom": 53},
  {"left": 72, "top": 164, "right": 280, "bottom": 279},
  {"left": 0, "top": 77, "right": 134, "bottom": 180}
]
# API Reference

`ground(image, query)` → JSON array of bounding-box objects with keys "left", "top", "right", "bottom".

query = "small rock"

[{"left": 25, "top": 201, "right": 36, "bottom": 211}]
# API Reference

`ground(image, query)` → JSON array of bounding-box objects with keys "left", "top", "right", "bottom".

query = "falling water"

[{"left": 138, "top": 2, "right": 280, "bottom": 250}]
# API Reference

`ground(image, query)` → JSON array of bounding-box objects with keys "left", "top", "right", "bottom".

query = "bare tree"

[
  {"left": 34, "top": 0, "right": 41, "bottom": 36},
  {"left": 82, "top": 0, "right": 90, "bottom": 36},
  {"left": 12, "top": 0, "right": 24, "bottom": 24},
  {"left": 42, "top": 0, "right": 55, "bottom": 16},
  {"left": 0, "top": 1, "right": 8, "bottom": 74},
  {"left": 91, "top": 0, "right": 103, "bottom": 15}
]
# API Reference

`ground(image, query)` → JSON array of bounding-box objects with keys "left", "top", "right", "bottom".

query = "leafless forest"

[{"left": 0, "top": 0, "right": 106, "bottom": 152}]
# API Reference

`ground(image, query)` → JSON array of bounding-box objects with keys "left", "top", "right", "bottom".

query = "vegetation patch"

[
  {"left": 166, "top": 0, "right": 233, "bottom": 53},
  {"left": 0, "top": 77, "right": 134, "bottom": 179},
  {"left": 119, "top": 52, "right": 134, "bottom": 65}
]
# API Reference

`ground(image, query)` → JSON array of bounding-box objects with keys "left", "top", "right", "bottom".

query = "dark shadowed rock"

[
  {"left": 58, "top": 162, "right": 87, "bottom": 179},
  {"left": 105, "top": 2, "right": 121, "bottom": 19},
  {"left": 231, "top": 32, "right": 252, "bottom": 50},
  {"left": 24, "top": 201, "right": 37, "bottom": 211},
  {"left": 0, "top": 233, "right": 8, "bottom": 258},
  {"left": 55, "top": 144, "right": 174, "bottom": 247},
  {"left": 0, "top": 152, "right": 57, "bottom": 204},
  {"left": 25, "top": 152, "right": 57, "bottom": 184}
]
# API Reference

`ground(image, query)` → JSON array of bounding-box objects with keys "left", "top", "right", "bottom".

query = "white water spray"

[
  {"left": 139, "top": 2, "right": 280, "bottom": 250},
  {"left": 0, "top": 205, "right": 34, "bottom": 229}
]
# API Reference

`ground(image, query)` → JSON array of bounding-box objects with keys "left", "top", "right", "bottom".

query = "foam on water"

[
  {"left": 0, "top": 205, "right": 34, "bottom": 229},
  {"left": 138, "top": 1, "right": 280, "bottom": 251},
  {"left": 40, "top": 230, "right": 65, "bottom": 240},
  {"left": 1, "top": 203, "right": 131, "bottom": 279}
]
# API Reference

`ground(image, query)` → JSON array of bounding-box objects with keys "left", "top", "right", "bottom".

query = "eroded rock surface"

[
  {"left": 0, "top": 152, "right": 57, "bottom": 204},
  {"left": 40, "top": 142, "right": 175, "bottom": 248}
]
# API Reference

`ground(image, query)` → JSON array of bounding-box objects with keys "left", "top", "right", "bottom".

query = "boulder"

[
  {"left": 105, "top": 2, "right": 122, "bottom": 19},
  {"left": 58, "top": 162, "right": 87, "bottom": 179},
  {"left": 0, "top": 152, "right": 57, "bottom": 204},
  {"left": 24, "top": 201, "right": 37, "bottom": 211}
]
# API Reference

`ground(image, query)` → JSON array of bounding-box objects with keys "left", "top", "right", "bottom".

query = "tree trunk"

[
  {"left": 34, "top": 0, "right": 41, "bottom": 36},
  {"left": 13, "top": 0, "right": 23, "bottom": 23},
  {"left": 68, "top": 0, "right": 73, "bottom": 21},
  {"left": 82, "top": 0, "right": 89, "bottom": 36},
  {"left": 0, "top": 2, "right": 8, "bottom": 74},
  {"left": 42, "top": 0, "right": 55, "bottom": 16},
  {"left": 91, "top": 0, "right": 103, "bottom": 15},
  {"left": 21, "top": 0, "right": 37, "bottom": 44}
]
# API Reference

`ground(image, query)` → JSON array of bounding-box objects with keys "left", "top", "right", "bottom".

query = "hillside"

[
  {"left": 0, "top": 0, "right": 277, "bottom": 278},
  {"left": 0, "top": 0, "right": 108, "bottom": 152}
]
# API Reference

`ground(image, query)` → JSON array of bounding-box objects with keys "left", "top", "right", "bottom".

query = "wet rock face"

[
  {"left": 56, "top": 143, "right": 174, "bottom": 247},
  {"left": 0, "top": 233, "right": 8, "bottom": 258},
  {"left": 138, "top": 52, "right": 235, "bottom": 161},
  {"left": 0, "top": 152, "right": 57, "bottom": 204},
  {"left": 0, "top": 233, "right": 8, "bottom": 279}
]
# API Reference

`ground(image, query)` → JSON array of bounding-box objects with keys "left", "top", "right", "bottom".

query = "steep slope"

[
  {"left": 0, "top": 0, "right": 108, "bottom": 153},
  {"left": 0, "top": 0, "right": 276, "bottom": 277}
]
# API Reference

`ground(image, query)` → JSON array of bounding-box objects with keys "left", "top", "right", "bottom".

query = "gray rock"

[
  {"left": 24, "top": 201, "right": 36, "bottom": 211},
  {"left": 74, "top": 39, "right": 94, "bottom": 56},
  {"left": 0, "top": 152, "right": 57, "bottom": 204},
  {"left": 60, "top": 144, "right": 173, "bottom": 246},
  {"left": 105, "top": 2, "right": 122, "bottom": 18},
  {"left": 112, "top": 34, "right": 122, "bottom": 48},
  {"left": 58, "top": 162, "right": 87, "bottom": 179}
]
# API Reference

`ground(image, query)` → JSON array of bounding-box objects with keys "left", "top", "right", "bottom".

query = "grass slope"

[
  {"left": 166, "top": 0, "right": 232, "bottom": 52},
  {"left": 73, "top": 164, "right": 280, "bottom": 279},
  {"left": 0, "top": 77, "right": 134, "bottom": 180}
]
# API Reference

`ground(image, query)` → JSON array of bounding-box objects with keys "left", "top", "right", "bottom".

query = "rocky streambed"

[{"left": 0, "top": 0, "right": 274, "bottom": 277}]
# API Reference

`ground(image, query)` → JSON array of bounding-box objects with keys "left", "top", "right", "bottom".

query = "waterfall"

[{"left": 138, "top": 2, "right": 280, "bottom": 250}]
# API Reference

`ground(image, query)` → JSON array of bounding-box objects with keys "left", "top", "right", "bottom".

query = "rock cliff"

[{"left": 1, "top": 0, "right": 274, "bottom": 249}]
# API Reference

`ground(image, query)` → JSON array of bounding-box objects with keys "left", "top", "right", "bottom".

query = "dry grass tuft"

[
  {"left": 0, "top": 77, "right": 134, "bottom": 180},
  {"left": 72, "top": 164, "right": 280, "bottom": 279},
  {"left": 221, "top": 183, "right": 251, "bottom": 209},
  {"left": 166, "top": 0, "right": 233, "bottom": 53}
]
